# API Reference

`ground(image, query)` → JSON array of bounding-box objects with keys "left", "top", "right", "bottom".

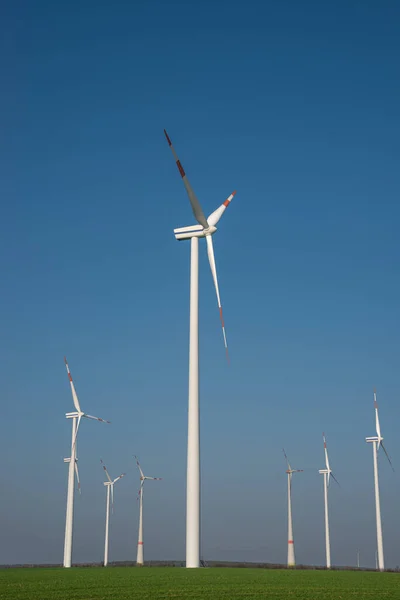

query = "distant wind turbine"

[
  {"left": 134, "top": 455, "right": 161, "bottom": 566},
  {"left": 101, "top": 459, "right": 125, "bottom": 567},
  {"left": 283, "top": 449, "right": 303, "bottom": 567},
  {"left": 365, "top": 390, "right": 394, "bottom": 571},
  {"left": 164, "top": 129, "right": 236, "bottom": 567},
  {"left": 318, "top": 433, "right": 339, "bottom": 569},
  {"left": 63, "top": 357, "right": 110, "bottom": 568}
]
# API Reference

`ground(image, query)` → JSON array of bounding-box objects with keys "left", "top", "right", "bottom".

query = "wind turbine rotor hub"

[{"left": 203, "top": 226, "right": 216, "bottom": 236}]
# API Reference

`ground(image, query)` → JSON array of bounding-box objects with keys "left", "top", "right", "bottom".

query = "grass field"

[{"left": 1, "top": 566, "right": 399, "bottom": 600}]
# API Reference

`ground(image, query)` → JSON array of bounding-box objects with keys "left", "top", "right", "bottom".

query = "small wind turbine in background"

[
  {"left": 318, "top": 433, "right": 339, "bottom": 569},
  {"left": 101, "top": 459, "right": 125, "bottom": 567},
  {"left": 134, "top": 455, "right": 162, "bottom": 566},
  {"left": 282, "top": 449, "right": 303, "bottom": 567},
  {"left": 63, "top": 357, "right": 110, "bottom": 568},
  {"left": 365, "top": 389, "right": 394, "bottom": 571},
  {"left": 164, "top": 129, "right": 236, "bottom": 568}
]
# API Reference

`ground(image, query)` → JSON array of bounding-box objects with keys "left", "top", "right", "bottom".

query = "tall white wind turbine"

[
  {"left": 164, "top": 129, "right": 235, "bottom": 567},
  {"left": 134, "top": 455, "right": 161, "bottom": 566},
  {"left": 101, "top": 459, "right": 125, "bottom": 567},
  {"left": 318, "top": 433, "right": 339, "bottom": 569},
  {"left": 63, "top": 357, "right": 110, "bottom": 568},
  {"left": 365, "top": 390, "right": 394, "bottom": 571},
  {"left": 283, "top": 449, "right": 303, "bottom": 567}
]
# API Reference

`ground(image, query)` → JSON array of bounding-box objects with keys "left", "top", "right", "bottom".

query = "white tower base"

[
  {"left": 104, "top": 485, "right": 110, "bottom": 567},
  {"left": 186, "top": 236, "right": 200, "bottom": 568},
  {"left": 63, "top": 415, "right": 77, "bottom": 568},
  {"left": 137, "top": 485, "right": 144, "bottom": 566},
  {"left": 287, "top": 474, "right": 296, "bottom": 567},
  {"left": 372, "top": 440, "right": 384, "bottom": 571}
]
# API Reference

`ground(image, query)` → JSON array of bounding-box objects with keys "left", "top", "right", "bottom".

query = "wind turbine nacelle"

[
  {"left": 174, "top": 224, "right": 217, "bottom": 241},
  {"left": 366, "top": 436, "right": 380, "bottom": 443},
  {"left": 319, "top": 469, "right": 329, "bottom": 474},
  {"left": 65, "top": 411, "right": 80, "bottom": 419}
]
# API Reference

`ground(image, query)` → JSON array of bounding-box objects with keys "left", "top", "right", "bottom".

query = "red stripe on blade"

[
  {"left": 164, "top": 130, "right": 172, "bottom": 146},
  {"left": 177, "top": 160, "right": 185, "bottom": 178},
  {"left": 223, "top": 191, "right": 236, "bottom": 207}
]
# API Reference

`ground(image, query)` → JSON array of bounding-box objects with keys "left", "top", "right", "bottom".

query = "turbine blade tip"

[
  {"left": 225, "top": 347, "right": 230, "bottom": 364},
  {"left": 164, "top": 129, "right": 172, "bottom": 145}
]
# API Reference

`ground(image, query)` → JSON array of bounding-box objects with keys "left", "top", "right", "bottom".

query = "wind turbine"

[
  {"left": 63, "top": 357, "right": 110, "bottom": 568},
  {"left": 101, "top": 459, "right": 125, "bottom": 567},
  {"left": 318, "top": 433, "right": 338, "bottom": 569},
  {"left": 365, "top": 389, "right": 394, "bottom": 571},
  {"left": 283, "top": 449, "right": 303, "bottom": 567},
  {"left": 134, "top": 455, "right": 161, "bottom": 566},
  {"left": 164, "top": 129, "right": 236, "bottom": 567}
]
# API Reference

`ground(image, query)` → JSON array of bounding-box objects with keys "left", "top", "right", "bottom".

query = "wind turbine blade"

[
  {"left": 205, "top": 234, "right": 229, "bottom": 361},
  {"left": 137, "top": 481, "right": 144, "bottom": 501},
  {"left": 374, "top": 390, "right": 382, "bottom": 441},
  {"left": 74, "top": 460, "right": 81, "bottom": 495},
  {"left": 323, "top": 432, "right": 331, "bottom": 471},
  {"left": 113, "top": 473, "right": 126, "bottom": 484},
  {"left": 164, "top": 129, "right": 209, "bottom": 229},
  {"left": 72, "top": 414, "right": 82, "bottom": 451},
  {"left": 100, "top": 459, "right": 112, "bottom": 483},
  {"left": 207, "top": 191, "right": 236, "bottom": 227},
  {"left": 83, "top": 413, "right": 111, "bottom": 424},
  {"left": 64, "top": 357, "right": 82, "bottom": 413},
  {"left": 331, "top": 473, "right": 340, "bottom": 487},
  {"left": 111, "top": 484, "right": 114, "bottom": 513},
  {"left": 381, "top": 443, "right": 395, "bottom": 472},
  {"left": 282, "top": 448, "right": 292, "bottom": 471},
  {"left": 134, "top": 455, "right": 145, "bottom": 479}
]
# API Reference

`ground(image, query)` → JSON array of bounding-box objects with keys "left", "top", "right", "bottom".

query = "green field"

[{"left": 1, "top": 567, "right": 399, "bottom": 600}]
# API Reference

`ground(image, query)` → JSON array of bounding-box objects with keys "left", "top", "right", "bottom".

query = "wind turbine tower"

[
  {"left": 318, "top": 433, "right": 339, "bottom": 569},
  {"left": 63, "top": 357, "right": 110, "bottom": 568},
  {"left": 365, "top": 390, "right": 394, "bottom": 571},
  {"left": 164, "top": 129, "right": 236, "bottom": 567},
  {"left": 134, "top": 456, "right": 161, "bottom": 566},
  {"left": 101, "top": 459, "right": 125, "bottom": 567},
  {"left": 283, "top": 449, "right": 303, "bottom": 567}
]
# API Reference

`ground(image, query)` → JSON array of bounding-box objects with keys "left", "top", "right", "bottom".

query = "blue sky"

[{"left": 1, "top": 0, "right": 399, "bottom": 568}]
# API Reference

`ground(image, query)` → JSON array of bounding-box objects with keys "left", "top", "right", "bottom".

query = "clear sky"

[{"left": 1, "top": 0, "right": 399, "bottom": 569}]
